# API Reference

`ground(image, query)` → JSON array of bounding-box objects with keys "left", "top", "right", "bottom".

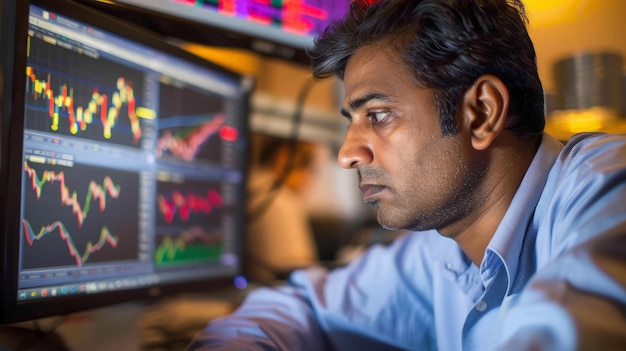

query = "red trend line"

[
  {"left": 157, "top": 188, "right": 223, "bottom": 223},
  {"left": 26, "top": 66, "right": 142, "bottom": 143},
  {"left": 22, "top": 219, "right": 119, "bottom": 267},
  {"left": 156, "top": 114, "right": 226, "bottom": 161},
  {"left": 24, "top": 162, "right": 121, "bottom": 228}
]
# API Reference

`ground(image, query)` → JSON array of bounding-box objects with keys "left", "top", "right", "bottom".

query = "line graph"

[
  {"left": 25, "top": 35, "right": 149, "bottom": 147},
  {"left": 21, "top": 161, "right": 140, "bottom": 269},
  {"left": 22, "top": 220, "right": 119, "bottom": 267},
  {"left": 157, "top": 185, "right": 223, "bottom": 225},
  {"left": 155, "top": 177, "right": 224, "bottom": 266},
  {"left": 156, "top": 113, "right": 225, "bottom": 162},
  {"left": 154, "top": 226, "right": 222, "bottom": 266},
  {"left": 157, "top": 81, "right": 226, "bottom": 162},
  {"left": 24, "top": 161, "right": 121, "bottom": 228}
]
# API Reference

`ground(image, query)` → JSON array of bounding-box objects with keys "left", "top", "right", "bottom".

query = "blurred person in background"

[{"left": 244, "top": 134, "right": 322, "bottom": 284}]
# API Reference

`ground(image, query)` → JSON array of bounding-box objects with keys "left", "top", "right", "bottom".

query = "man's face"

[{"left": 339, "top": 43, "right": 487, "bottom": 233}]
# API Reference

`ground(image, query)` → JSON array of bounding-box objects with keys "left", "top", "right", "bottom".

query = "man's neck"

[{"left": 443, "top": 134, "right": 541, "bottom": 266}]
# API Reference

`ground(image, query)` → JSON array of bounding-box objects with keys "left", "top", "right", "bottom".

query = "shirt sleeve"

[
  {"left": 187, "top": 232, "right": 436, "bottom": 351},
  {"left": 497, "top": 133, "right": 626, "bottom": 350},
  {"left": 186, "top": 281, "right": 331, "bottom": 351}
]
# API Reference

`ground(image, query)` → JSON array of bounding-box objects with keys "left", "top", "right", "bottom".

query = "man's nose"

[{"left": 337, "top": 124, "right": 373, "bottom": 169}]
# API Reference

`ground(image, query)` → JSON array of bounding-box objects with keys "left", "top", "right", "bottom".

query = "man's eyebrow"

[{"left": 341, "top": 93, "right": 390, "bottom": 118}]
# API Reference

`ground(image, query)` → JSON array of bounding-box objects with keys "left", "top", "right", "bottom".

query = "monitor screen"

[{"left": 0, "top": 0, "right": 252, "bottom": 324}]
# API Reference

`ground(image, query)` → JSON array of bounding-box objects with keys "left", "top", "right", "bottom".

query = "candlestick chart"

[
  {"left": 25, "top": 35, "right": 149, "bottom": 147},
  {"left": 155, "top": 177, "right": 224, "bottom": 266},
  {"left": 156, "top": 82, "right": 227, "bottom": 162},
  {"left": 21, "top": 161, "right": 140, "bottom": 269}
]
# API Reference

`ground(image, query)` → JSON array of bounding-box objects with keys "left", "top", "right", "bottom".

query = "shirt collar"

[{"left": 485, "top": 133, "right": 564, "bottom": 293}]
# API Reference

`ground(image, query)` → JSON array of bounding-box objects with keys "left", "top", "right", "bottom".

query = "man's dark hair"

[{"left": 308, "top": 0, "right": 545, "bottom": 137}]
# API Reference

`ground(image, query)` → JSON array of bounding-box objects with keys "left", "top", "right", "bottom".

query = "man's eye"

[{"left": 367, "top": 111, "right": 390, "bottom": 123}]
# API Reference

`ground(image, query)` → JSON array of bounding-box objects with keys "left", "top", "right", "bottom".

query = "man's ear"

[{"left": 460, "top": 74, "right": 509, "bottom": 150}]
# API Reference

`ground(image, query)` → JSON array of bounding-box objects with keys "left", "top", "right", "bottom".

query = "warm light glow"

[
  {"left": 524, "top": 0, "right": 600, "bottom": 27},
  {"left": 545, "top": 107, "right": 626, "bottom": 140},
  {"left": 181, "top": 43, "right": 261, "bottom": 75}
]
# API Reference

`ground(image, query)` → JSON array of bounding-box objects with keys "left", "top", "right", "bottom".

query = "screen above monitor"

[
  {"left": 74, "top": 0, "right": 352, "bottom": 64},
  {"left": 0, "top": 0, "right": 252, "bottom": 324},
  {"left": 120, "top": 0, "right": 351, "bottom": 48}
]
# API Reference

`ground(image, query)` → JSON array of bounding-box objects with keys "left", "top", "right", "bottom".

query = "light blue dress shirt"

[{"left": 188, "top": 132, "right": 626, "bottom": 351}]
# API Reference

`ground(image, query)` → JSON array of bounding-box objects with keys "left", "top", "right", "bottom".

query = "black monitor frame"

[{"left": 0, "top": 0, "right": 252, "bottom": 324}]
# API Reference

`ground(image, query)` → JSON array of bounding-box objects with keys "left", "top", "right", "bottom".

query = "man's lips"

[{"left": 359, "top": 184, "right": 386, "bottom": 201}]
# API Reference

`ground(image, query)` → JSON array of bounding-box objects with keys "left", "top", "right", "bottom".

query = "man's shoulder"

[
  {"left": 533, "top": 132, "right": 626, "bottom": 263},
  {"left": 561, "top": 132, "right": 626, "bottom": 154},
  {"left": 554, "top": 132, "right": 626, "bottom": 172},
  {"left": 537, "top": 131, "right": 626, "bottom": 226},
  {"left": 534, "top": 132, "right": 626, "bottom": 230}
]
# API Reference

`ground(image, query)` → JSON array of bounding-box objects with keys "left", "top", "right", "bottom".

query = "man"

[{"left": 187, "top": 0, "right": 626, "bottom": 349}]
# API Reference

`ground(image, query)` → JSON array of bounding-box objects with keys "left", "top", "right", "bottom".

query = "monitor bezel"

[{"left": 0, "top": 0, "right": 251, "bottom": 324}]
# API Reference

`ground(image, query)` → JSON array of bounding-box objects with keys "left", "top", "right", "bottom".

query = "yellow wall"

[{"left": 526, "top": 0, "right": 626, "bottom": 93}]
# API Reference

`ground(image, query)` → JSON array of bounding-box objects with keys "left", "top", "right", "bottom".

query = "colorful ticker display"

[
  {"left": 157, "top": 82, "right": 227, "bottom": 162},
  {"left": 25, "top": 35, "right": 152, "bottom": 147},
  {"left": 171, "top": 0, "right": 351, "bottom": 37},
  {"left": 21, "top": 161, "right": 140, "bottom": 269}
]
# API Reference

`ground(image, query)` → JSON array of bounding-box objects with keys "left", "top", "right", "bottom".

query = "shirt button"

[
  {"left": 476, "top": 301, "right": 487, "bottom": 312},
  {"left": 446, "top": 262, "right": 454, "bottom": 270}
]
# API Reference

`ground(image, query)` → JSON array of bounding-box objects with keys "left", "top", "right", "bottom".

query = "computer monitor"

[
  {"left": 0, "top": 0, "right": 252, "bottom": 324},
  {"left": 73, "top": 0, "right": 353, "bottom": 65}
]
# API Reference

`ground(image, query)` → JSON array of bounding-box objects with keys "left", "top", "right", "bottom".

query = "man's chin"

[
  {"left": 376, "top": 210, "right": 425, "bottom": 232},
  {"left": 376, "top": 213, "right": 404, "bottom": 231}
]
